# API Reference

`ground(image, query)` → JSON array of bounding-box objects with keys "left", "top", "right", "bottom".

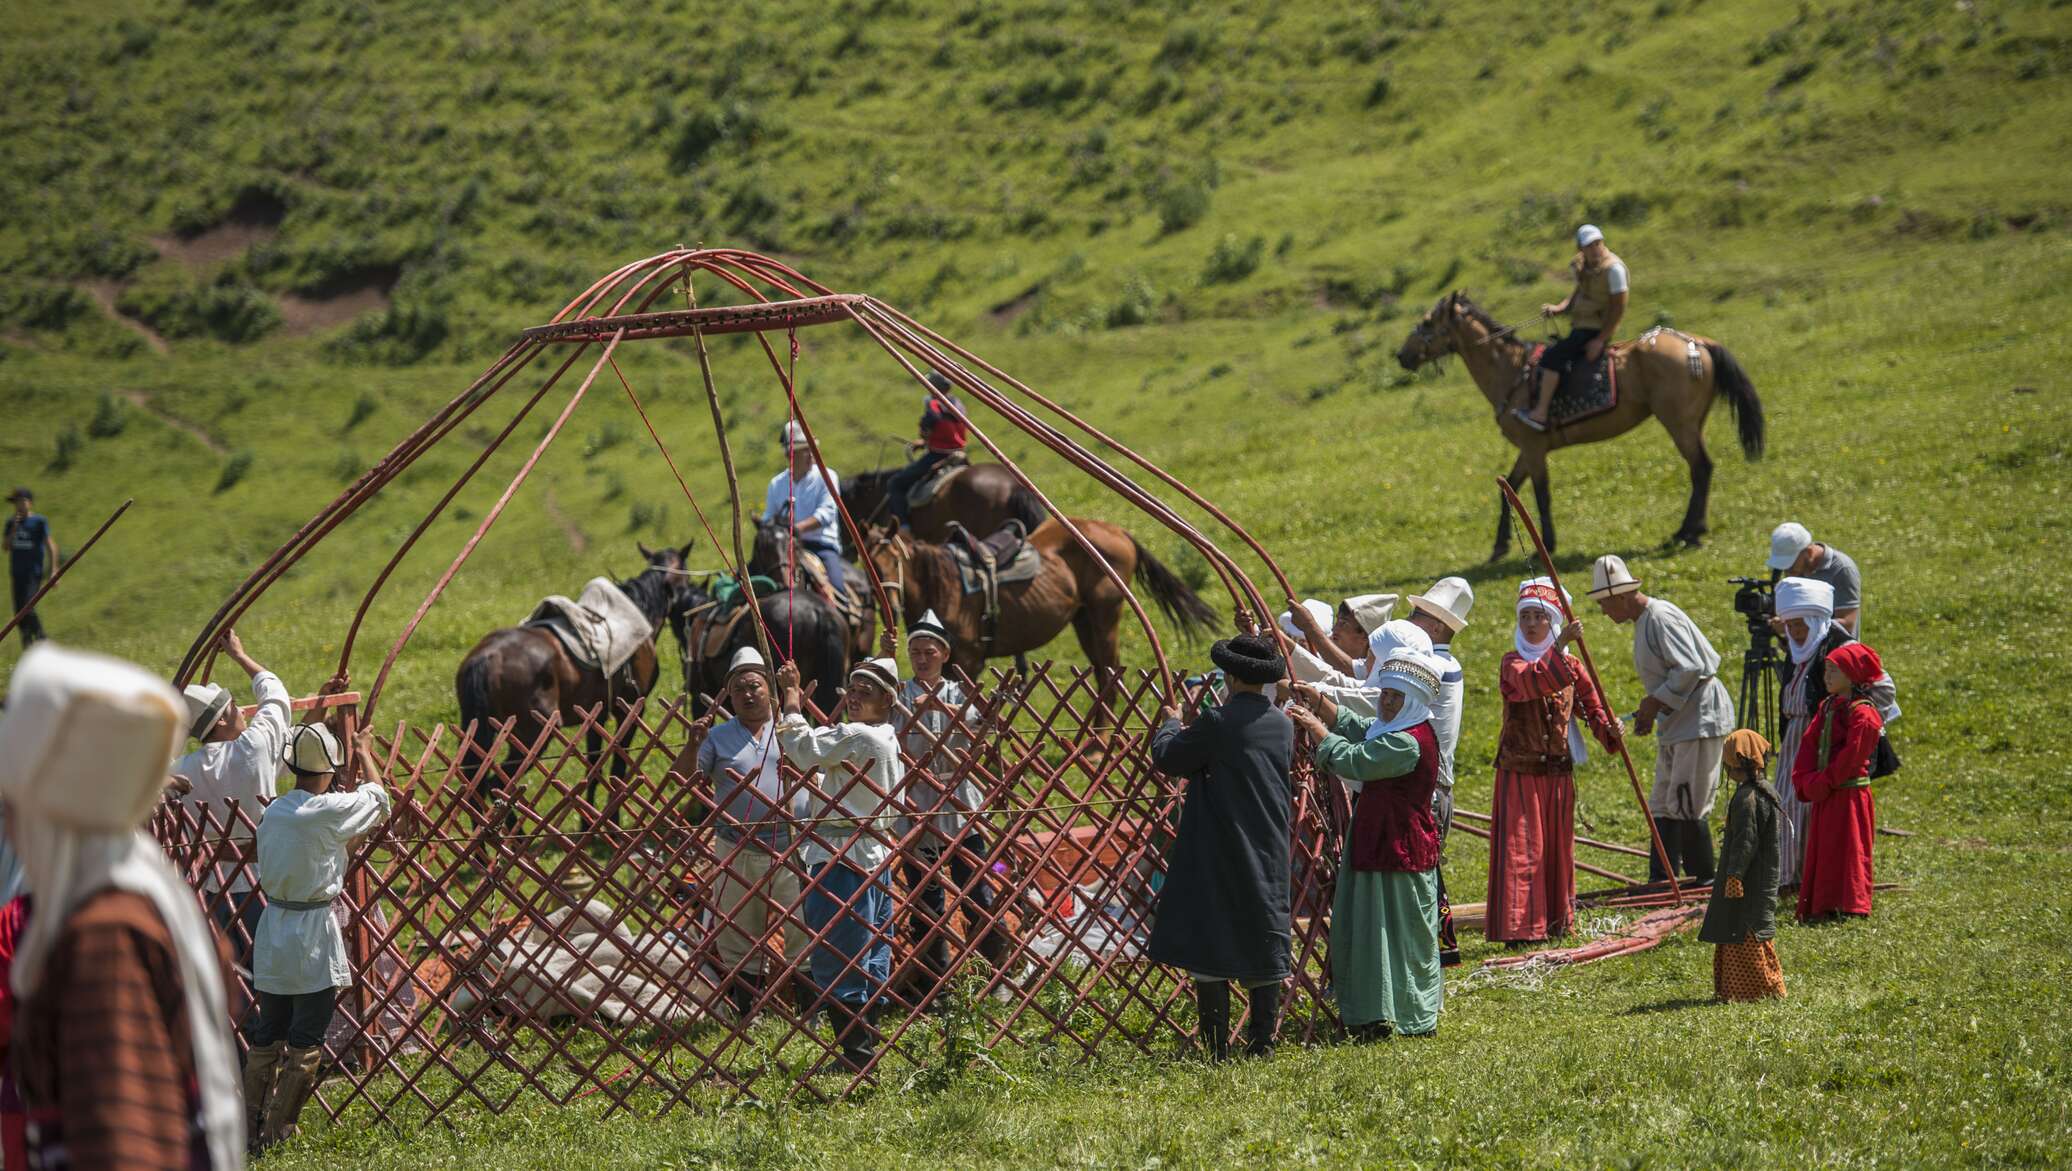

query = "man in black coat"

[{"left": 1146, "top": 632, "right": 1295, "bottom": 1060}]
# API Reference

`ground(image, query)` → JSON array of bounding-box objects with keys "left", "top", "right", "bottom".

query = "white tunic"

[
  {"left": 775, "top": 714, "right": 901, "bottom": 871},
  {"left": 171, "top": 670, "right": 292, "bottom": 893},
  {"left": 252, "top": 784, "right": 393, "bottom": 995},
  {"left": 1427, "top": 643, "right": 1465, "bottom": 793}
]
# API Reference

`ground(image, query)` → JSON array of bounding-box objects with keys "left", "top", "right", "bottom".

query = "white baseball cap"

[
  {"left": 1576, "top": 224, "right": 1604, "bottom": 247},
  {"left": 1768, "top": 522, "right": 1813, "bottom": 571}
]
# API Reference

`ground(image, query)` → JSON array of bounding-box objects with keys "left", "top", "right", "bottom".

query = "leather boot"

[
  {"left": 831, "top": 1000, "right": 879, "bottom": 1073},
  {"left": 1194, "top": 980, "right": 1231, "bottom": 1062},
  {"left": 1647, "top": 819, "right": 1686, "bottom": 884},
  {"left": 241, "top": 1042, "right": 285, "bottom": 1149},
  {"left": 259, "top": 1045, "right": 323, "bottom": 1151},
  {"left": 725, "top": 971, "right": 767, "bottom": 1020},
  {"left": 1244, "top": 982, "right": 1281, "bottom": 1059},
  {"left": 1682, "top": 819, "right": 1716, "bottom": 884}
]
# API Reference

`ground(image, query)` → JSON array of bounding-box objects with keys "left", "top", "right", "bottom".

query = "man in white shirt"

[
  {"left": 174, "top": 627, "right": 293, "bottom": 962},
  {"left": 244, "top": 721, "right": 391, "bottom": 1153},
  {"left": 775, "top": 656, "right": 904, "bottom": 1073},
  {"left": 1404, "top": 577, "right": 1475, "bottom": 839},
  {"left": 765, "top": 421, "right": 846, "bottom": 599},
  {"left": 1517, "top": 224, "right": 1630, "bottom": 432}
]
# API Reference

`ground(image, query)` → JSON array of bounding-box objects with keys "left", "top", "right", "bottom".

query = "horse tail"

[
  {"left": 455, "top": 650, "right": 499, "bottom": 792},
  {"left": 1006, "top": 483, "right": 1050, "bottom": 532},
  {"left": 1706, "top": 341, "right": 1766, "bottom": 461},
  {"left": 1128, "top": 537, "right": 1218, "bottom": 642}
]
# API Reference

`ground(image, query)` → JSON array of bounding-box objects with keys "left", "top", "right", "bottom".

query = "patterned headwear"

[
  {"left": 1366, "top": 649, "right": 1441, "bottom": 737},
  {"left": 1514, "top": 577, "right": 1569, "bottom": 662}
]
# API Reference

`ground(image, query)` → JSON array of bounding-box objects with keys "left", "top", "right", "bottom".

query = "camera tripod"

[{"left": 1737, "top": 629, "right": 1784, "bottom": 745}]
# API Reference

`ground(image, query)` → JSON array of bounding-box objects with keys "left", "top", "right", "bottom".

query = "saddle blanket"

[
  {"left": 1528, "top": 344, "right": 1619, "bottom": 428},
  {"left": 950, "top": 542, "right": 1043, "bottom": 595},
  {"left": 907, "top": 452, "right": 969, "bottom": 509},
  {"left": 525, "top": 577, "right": 652, "bottom": 675}
]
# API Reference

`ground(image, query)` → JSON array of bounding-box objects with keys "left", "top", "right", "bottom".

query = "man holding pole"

[
  {"left": 6, "top": 488, "right": 58, "bottom": 647},
  {"left": 1587, "top": 554, "right": 1735, "bottom": 884}
]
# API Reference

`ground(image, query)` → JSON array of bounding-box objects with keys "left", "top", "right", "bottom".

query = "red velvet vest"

[{"left": 1348, "top": 721, "right": 1441, "bottom": 873}]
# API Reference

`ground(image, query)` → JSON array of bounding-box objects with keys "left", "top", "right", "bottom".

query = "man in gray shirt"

[
  {"left": 1588, "top": 555, "right": 1735, "bottom": 885},
  {"left": 676, "top": 646, "right": 803, "bottom": 1019},
  {"left": 1767, "top": 522, "right": 1862, "bottom": 634}
]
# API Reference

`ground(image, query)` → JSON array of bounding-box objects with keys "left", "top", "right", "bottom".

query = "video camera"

[{"left": 1728, "top": 575, "right": 1776, "bottom": 636}]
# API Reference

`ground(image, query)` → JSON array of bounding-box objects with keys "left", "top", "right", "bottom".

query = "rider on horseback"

[
  {"left": 883, "top": 372, "right": 968, "bottom": 536},
  {"left": 767, "top": 421, "right": 846, "bottom": 605},
  {"left": 1516, "top": 224, "right": 1628, "bottom": 433}
]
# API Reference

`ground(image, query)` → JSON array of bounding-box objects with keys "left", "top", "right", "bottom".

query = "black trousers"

[
  {"left": 1538, "top": 327, "right": 1601, "bottom": 379},
  {"left": 884, "top": 451, "right": 951, "bottom": 523},
  {"left": 10, "top": 567, "right": 45, "bottom": 644},
  {"left": 899, "top": 833, "right": 1010, "bottom": 979},
  {"left": 250, "top": 987, "right": 339, "bottom": 1049}
]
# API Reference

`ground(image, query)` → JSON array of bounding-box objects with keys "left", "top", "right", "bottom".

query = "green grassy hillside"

[{"left": 3, "top": 0, "right": 2070, "bottom": 1165}]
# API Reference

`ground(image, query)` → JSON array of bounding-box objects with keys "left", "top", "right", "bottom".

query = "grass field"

[{"left": 3, "top": 0, "right": 2070, "bottom": 1165}]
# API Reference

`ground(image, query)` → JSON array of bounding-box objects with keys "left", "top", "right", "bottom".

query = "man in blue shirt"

[
  {"left": 6, "top": 487, "right": 58, "bottom": 646},
  {"left": 765, "top": 422, "right": 845, "bottom": 600}
]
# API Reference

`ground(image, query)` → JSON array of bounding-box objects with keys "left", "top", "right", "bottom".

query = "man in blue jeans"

[
  {"left": 5, "top": 487, "right": 58, "bottom": 646},
  {"left": 765, "top": 421, "right": 846, "bottom": 603}
]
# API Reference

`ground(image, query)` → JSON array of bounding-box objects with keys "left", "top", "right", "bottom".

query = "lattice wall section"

[{"left": 148, "top": 665, "right": 1347, "bottom": 1126}]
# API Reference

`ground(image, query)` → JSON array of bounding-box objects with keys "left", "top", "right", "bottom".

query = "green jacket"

[{"left": 1698, "top": 776, "right": 1781, "bottom": 943}]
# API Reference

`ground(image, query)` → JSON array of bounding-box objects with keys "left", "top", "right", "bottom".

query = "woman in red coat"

[{"left": 1792, "top": 641, "right": 1884, "bottom": 921}]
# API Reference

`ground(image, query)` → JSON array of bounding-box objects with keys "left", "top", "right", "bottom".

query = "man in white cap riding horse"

[
  {"left": 767, "top": 421, "right": 847, "bottom": 603},
  {"left": 172, "top": 627, "right": 295, "bottom": 962},
  {"left": 1589, "top": 554, "right": 1735, "bottom": 884},
  {"left": 1517, "top": 224, "right": 1629, "bottom": 432}
]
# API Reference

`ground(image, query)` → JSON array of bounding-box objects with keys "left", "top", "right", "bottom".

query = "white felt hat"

[
  {"left": 725, "top": 645, "right": 773, "bottom": 681},
  {"left": 181, "top": 682, "right": 233, "bottom": 740},
  {"left": 849, "top": 657, "right": 900, "bottom": 693},
  {"left": 1408, "top": 577, "right": 1474, "bottom": 633},
  {"left": 1588, "top": 554, "right": 1641, "bottom": 598},
  {"left": 780, "top": 420, "right": 811, "bottom": 450},
  {"left": 285, "top": 723, "right": 344, "bottom": 776},
  {"left": 0, "top": 644, "right": 185, "bottom": 833},
  {"left": 1277, "top": 598, "right": 1332, "bottom": 640},
  {"left": 1341, "top": 593, "right": 1399, "bottom": 636}
]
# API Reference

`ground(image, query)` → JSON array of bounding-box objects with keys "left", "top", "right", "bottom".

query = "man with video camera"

[{"left": 1765, "top": 522, "right": 1862, "bottom": 635}]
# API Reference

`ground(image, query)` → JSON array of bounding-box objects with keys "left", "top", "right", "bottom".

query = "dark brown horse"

[
  {"left": 867, "top": 516, "right": 1216, "bottom": 680},
  {"left": 841, "top": 462, "right": 1049, "bottom": 548},
  {"left": 680, "top": 584, "right": 851, "bottom": 717},
  {"left": 455, "top": 542, "right": 694, "bottom": 811},
  {"left": 748, "top": 515, "right": 876, "bottom": 663}
]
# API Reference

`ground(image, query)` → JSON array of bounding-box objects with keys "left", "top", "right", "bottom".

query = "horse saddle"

[
  {"left": 1524, "top": 343, "right": 1619, "bottom": 428},
  {"left": 944, "top": 520, "right": 1040, "bottom": 595},
  {"left": 524, "top": 578, "right": 653, "bottom": 676},
  {"left": 905, "top": 451, "right": 969, "bottom": 509}
]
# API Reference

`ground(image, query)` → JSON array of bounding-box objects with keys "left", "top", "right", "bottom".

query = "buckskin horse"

[
  {"left": 455, "top": 542, "right": 694, "bottom": 816},
  {"left": 1396, "top": 291, "right": 1766, "bottom": 559}
]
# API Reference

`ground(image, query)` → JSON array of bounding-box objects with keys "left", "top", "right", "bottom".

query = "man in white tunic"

[
  {"left": 244, "top": 722, "right": 391, "bottom": 1153},
  {"left": 1405, "top": 578, "right": 1475, "bottom": 840},
  {"left": 1589, "top": 554, "right": 1735, "bottom": 883},
  {"left": 775, "top": 656, "right": 904, "bottom": 1072},
  {"left": 1284, "top": 592, "right": 1397, "bottom": 686},
  {"left": 173, "top": 627, "right": 294, "bottom": 962},
  {"left": 765, "top": 421, "right": 846, "bottom": 600},
  {"left": 895, "top": 610, "right": 1009, "bottom": 995}
]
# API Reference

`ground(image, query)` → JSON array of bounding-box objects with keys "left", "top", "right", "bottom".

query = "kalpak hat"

[
  {"left": 780, "top": 420, "right": 812, "bottom": 451},
  {"left": 1340, "top": 593, "right": 1399, "bottom": 637},
  {"left": 1588, "top": 554, "right": 1641, "bottom": 598},
  {"left": 1209, "top": 633, "right": 1286, "bottom": 686},
  {"left": 848, "top": 657, "right": 901, "bottom": 693},
  {"left": 181, "top": 682, "right": 234, "bottom": 740},
  {"left": 1408, "top": 577, "right": 1474, "bottom": 634},
  {"left": 1277, "top": 598, "right": 1332, "bottom": 641},
  {"left": 906, "top": 608, "right": 952, "bottom": 649},
  {"left": 0, "top": 644, "right": 185, "bottom": 833},
  {"left": 285, "top": 723, "right": 344, "bottom": 776},
  {"left": 1768, "top": 522, "right": 1813, "bottom": 571}
]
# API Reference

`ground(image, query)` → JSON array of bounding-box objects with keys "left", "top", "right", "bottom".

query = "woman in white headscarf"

[
  {"left": 0, "top": 645, "right": 245, "bottom": 1171},
  {"left": 1486, "top": 578, "right": 1621, "bottom": 946},
  {"left": 1771, "top": 577, "right": 1895, "bottom": 889},
  {"left": 1288, "top": 649, "right": 1447, "bottom": 1039}
]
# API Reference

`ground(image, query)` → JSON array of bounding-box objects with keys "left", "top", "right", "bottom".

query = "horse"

[
  {"left": 748, "top": 514, "right": 876, "bottom": 663},
  {"left": 676, "top": 555, "right": 851, "bottom": 717},
  {"left": 454, "top": 542, "right": 695, "bottom": 816},
  {"left": 1395, "top": 291, "right": 1766, "bottom": 559},
  {"left": 866, "top": 516, "right": 1217, "bottom": 685},
  {"left": 841, "top": 461, "right": 1049, "bottom": 549}
]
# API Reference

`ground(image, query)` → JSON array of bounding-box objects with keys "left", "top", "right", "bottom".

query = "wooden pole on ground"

[{"left": 1495, "top": 476, "right": 1680, "bottom": 899}]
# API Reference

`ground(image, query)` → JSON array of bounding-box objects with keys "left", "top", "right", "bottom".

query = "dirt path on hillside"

[
  {"left": 120, "top": 390, "right": 227, "bottom": 454},
  {"left": 79, "top": 281, "right": 170, "bottom": 355},
  {"left": 543, "top": 487, "right": 589, "bottom": 554}
]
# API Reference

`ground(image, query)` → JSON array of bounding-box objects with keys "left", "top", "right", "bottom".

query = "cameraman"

[{"left": 1765, "top": 523, "right": 1861, "bottom": 635}]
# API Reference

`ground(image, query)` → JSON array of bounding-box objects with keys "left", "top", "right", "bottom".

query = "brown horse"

[
  {"left": 748, "top": 514, "right": 876, "bottom": 663},
  {"left": 867, "top": 517, "right": 1216, "bottom": 680},
  {"left": 841, "top": 462, "right": 1050, "bottom": 547},
  {"left": 455, "top": 542, "right": 694, "bottom": 812},
  {"left": 1396, "top": 291, "right": 1765, "bottom": 559}
]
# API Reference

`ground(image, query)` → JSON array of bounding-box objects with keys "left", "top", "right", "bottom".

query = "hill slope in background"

[{"left": 2, "top": 0, "right": 2070, "bottom": 1165}]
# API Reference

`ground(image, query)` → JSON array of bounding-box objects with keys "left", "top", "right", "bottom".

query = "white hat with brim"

[
  {"left": 906, "top": 609, "right": 952, "bottom": 649},
  {"left": 848, "top": 657, "right": 901, "bottom": 694},
  {"left": 0, "top": 644, "right": 185, "bottom": 833},
  {"left": 1408, "top": 577, "right": 1474, "bottom": 633},
  {"left": 725, "top": 646, "right": 773, "bottom": 682},
  {"left": 1277, "top": 598, "right": 1332, "bottom": 640},
  {"left": 781, "top": 421, "right": 811, "bottom": 451},
  {"left": 285, "top": 723, "right": 344, "bottom": 777},
  {"left": 181, "top": 682, "right": 233, "bottom": 741},
  {"left": 1587, "top": 554, "right": 1641, "bottom": 598},
  {"left": 1768, "top": 522, "right": 1813, "bottom": 571}
]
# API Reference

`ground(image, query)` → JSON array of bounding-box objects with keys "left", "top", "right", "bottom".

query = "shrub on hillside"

[
  {"left": 345, "top": 392, "right": 378, "bottom": 430},
  {"left": 1106, "top": 274, "right": 1158, "bottom": 328},
  {"left": 322, "top": 301, "right": 449, "bottom": 365},
  {"left": 0, "top": 284, "right": 93, "bottom": 332},
  {"left": 670, "top": 101, "right": 775, "bottom": 172},
  {"left": 1158, "top": 181, "right": 1211, "bottom": 235},
  {"left": 117, "top": 270, "right": 280, "bottom": 344},
  {"left": 87, "top": 391, "right": 127, "bottom": 439},
  {"left": 215, "top": 450, "right": 254, "bottom": 494},
  {"left": 49, "top": 426, "right": 82, "bottom": 472},
  {"left": 1202, "top": 234, "right": 1264, "bottom": 284}
]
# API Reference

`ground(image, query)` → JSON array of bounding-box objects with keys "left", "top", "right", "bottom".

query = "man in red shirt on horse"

[{"left": 884, "top": 373, "right": 969, "bottom": 535}]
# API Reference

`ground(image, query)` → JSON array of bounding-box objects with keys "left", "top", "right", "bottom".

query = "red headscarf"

[{"left": 1827, "top": 641, "right": 1883, "bottom": 688}]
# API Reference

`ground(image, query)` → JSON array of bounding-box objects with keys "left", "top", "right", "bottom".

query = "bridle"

[{"left": 865, "top": 528, "right": 909, "bottom": 634}]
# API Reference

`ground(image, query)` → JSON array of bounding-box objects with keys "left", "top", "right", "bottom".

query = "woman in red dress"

[{"left": 1792, "top": 641, "right": 1885, "bottom": 921}]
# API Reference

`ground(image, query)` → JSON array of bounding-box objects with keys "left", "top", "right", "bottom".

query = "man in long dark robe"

[{"left": 1145, "top": 633, "right": 1295, "bottom": 1060}]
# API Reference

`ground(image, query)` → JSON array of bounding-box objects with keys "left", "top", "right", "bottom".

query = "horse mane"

[
  {"left": 616, "top": 563, "right": 679, "bottom": 626},
  {"left": 1447, "top": 291, "right": 1530, "bottom": 355}
]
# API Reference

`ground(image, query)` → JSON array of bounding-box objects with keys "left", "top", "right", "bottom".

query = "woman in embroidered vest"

[
  {"left": 1487, "top": 578, "right": 1623, "bottom": 946},
  {"left": 1792, "top": 642, "right": 1885, "bottom": 922},
  {"left": 1290, "top": 649, "right": 1447, "bottom": 1040}
]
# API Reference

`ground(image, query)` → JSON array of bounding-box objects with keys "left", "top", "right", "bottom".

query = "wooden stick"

[
  {"left": 684, "top": 269, "right": 775, "bottom": 670},
  {"left": 1449, "top": 818, "right": 1644, "bottom": 886},
  {"left": 0, "top": 498, "right": 131, "bottom": 644},
  {"left": 1452, "top": 807, "right": 1652, "bottom": 859},
  {"left": 1495, "top": 476, "right": 1680, "bottom": 900}
]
